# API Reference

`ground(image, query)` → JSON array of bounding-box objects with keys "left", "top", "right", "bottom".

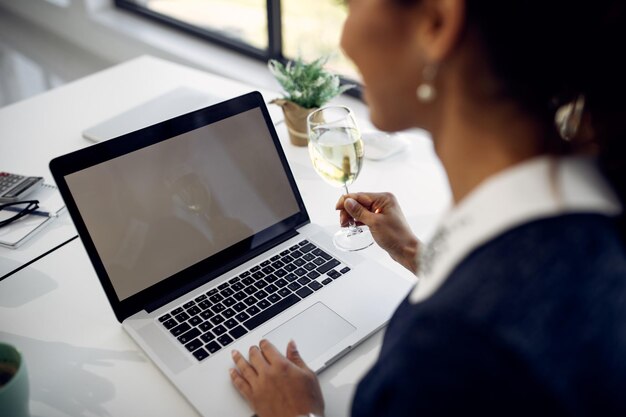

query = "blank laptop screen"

[{"left": 65, "top": 108, "right": 300, "bottom": 301}]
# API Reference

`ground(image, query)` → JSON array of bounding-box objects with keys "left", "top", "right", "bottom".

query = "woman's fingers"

[
  {"left": 259, "top": 339, "right": 283, "bottom": 365},
  {"left": 248, "top": 345, "right": 268, "bottom": 371},
  {"left": 232, "top": 349, "right": 257, "bottom": 381},
  {"left": 229, "top": 368, "right": 253, "bottom": 403}
]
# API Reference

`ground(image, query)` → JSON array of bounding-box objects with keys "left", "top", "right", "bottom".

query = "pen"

[{"left": 3, "top": 206, "right": 58, "bottom": 218}]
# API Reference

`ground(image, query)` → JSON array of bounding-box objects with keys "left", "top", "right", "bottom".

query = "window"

[{"left": 115, "top": 0, "right": 360, "bottom": 85}]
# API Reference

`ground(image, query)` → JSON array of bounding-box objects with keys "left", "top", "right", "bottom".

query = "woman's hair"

[{"left": 395, "top": 0, "right": 626, "bottom": 237}]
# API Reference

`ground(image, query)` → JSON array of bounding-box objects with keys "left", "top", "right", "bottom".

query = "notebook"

[
  {"left": 0, "top": 184, "right": 66, "bottom": 249},
  {"left": 50, "top": 91, "right": 413, "bottom": 416}
]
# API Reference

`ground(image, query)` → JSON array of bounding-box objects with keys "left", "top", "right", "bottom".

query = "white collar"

[{"left": 409, "top": 156, "right": 622, "bottom": 304}]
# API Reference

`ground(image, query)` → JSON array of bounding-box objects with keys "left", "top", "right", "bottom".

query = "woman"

[{"left": 229, "top": 0, "right": 626, "bottom": 415}]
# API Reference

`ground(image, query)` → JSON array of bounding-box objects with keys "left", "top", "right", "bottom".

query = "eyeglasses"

[{"left": 0, "top": 200, "right": 40, "bottom": 228}]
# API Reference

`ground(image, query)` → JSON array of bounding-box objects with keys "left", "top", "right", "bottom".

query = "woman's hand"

[
  {"left": 230, "top": 339, "right": 325, "bottom": 417},
  {"left": 336, "top": 192, "right": 420, "bottom": 274}
]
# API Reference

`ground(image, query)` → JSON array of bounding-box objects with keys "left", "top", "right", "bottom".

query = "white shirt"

[{"left": 410, "top": 156, "right": 622, "bottom": 304}]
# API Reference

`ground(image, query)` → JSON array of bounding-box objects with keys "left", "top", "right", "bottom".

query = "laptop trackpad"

[{"left": 263, "top": 302, "right": 356, "bottom": 363}]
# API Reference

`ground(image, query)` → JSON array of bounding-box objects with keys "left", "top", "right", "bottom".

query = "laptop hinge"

[{"left": 144, "top": 229, "right": 300, "bottom": 313}]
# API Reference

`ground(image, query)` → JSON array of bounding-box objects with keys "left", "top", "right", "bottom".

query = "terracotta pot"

[{"left": 270, "top": 99, "right": 318, "bottom": 146}]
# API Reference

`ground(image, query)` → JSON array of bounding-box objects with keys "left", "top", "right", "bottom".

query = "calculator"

[{"left": 0, "top": 172, "right": 44, "bottom": 203}]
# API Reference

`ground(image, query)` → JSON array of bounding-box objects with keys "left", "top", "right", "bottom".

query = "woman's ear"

[{"left": 413, "top": 0, "right": 466, "bottom": 62}]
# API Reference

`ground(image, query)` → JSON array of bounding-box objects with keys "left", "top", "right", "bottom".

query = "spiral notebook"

[{"left": 0, "top": 184, "right": 66, "bottom": 249}]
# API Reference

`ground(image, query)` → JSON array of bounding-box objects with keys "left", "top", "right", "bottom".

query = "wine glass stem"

[{"left": 344, "top": 184, "right": 360, "bottom": 235}]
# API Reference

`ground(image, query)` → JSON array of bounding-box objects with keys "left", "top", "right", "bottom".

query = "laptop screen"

[{"left": 64, "top": 106, "right": 301, "bottom": 301}]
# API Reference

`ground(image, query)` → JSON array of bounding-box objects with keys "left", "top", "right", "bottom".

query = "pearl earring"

[
  {"left": 416, "top": 64, "right": 438, "bottom": 103},
  {"left": 555, "top": 94, "right": 585, "bottom": 141}
]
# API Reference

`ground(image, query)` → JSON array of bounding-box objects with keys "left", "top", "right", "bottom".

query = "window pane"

[
  {"left": 131, "top": 0, "right": 268, "bottom": 50},
  {"left": 282, "top": 0, "right": 359, "bottom": 81}
]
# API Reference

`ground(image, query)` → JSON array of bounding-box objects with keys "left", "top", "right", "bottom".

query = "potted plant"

[{"left": 268, "top": 56, "right": 354, "bottom": 146}]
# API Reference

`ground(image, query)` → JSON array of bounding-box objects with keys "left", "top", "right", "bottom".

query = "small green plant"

[{"left": 268, "top": 56, "right": 355, "bottom": 109}]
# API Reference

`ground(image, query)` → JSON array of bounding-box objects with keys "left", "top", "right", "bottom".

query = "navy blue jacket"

[{"left": 352, "top": 214, "right": 626, "bottom": 416}]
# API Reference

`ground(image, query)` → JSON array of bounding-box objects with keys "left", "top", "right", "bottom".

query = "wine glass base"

[{"left": 333, "top": 226, "right": 374, "bottom": 252}]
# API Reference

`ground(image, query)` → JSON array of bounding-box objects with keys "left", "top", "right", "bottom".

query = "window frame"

[{"left": 114, "top": 0, "right": 361, "bottom": 98}]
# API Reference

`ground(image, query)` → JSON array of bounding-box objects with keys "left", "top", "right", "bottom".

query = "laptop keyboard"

[{"left": 157, "top": 240, "right": 351, "bottom": 362}]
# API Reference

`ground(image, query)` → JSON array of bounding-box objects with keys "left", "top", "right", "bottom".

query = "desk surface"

[{"left": 0, "top": 55, "right": 451, "bottom": 416}]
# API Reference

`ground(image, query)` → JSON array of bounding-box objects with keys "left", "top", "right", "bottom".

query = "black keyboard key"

[
  {"left": 199, "top": 321, "right": 212, "bottom": 332},
  {"left": 294, "top": 268, "right": 307, "bottom": 277},
  {"left": 210, "top": 315, "right": 225, "bottom": 325},
  {"left": 235, "top": 312, "right": 250, "bottom": 322},
  {"left": 193, "top": 347, "right": 209, "bottom": 361},
  {"left": 209, "top": 294, "right": 224, "bottom": 303},
  {"left": 307, "top": 271, "right": 321, "bottom": 279},
  {"left": 185, "top": 338, "right": 203, "bottom": 352},
  {"left": 244, "top": 296, "right": 257, "bottom": 306},
  {"left": 246, "top": 305, "right": 260, "bottom": 316},
  {"left": 271, "top": 260, "right": 284, "bottom": 268},
  {"left": 243, "top": 294, "right": 300, "bottom": 331},
  {"left": 257, "top": 299, "right": 271, "bottom": 310},
  {"left": 294, "top": 258, "right": 305, "bottom": 267},
  {"left": 252, "top": 271, "right": 265, "bottom": 280},
  {"left": 322, "top": 277, "right": 332, "bottom": 285},
  {"left": 200, "top": 331, "right": 215, "bottom": 343},
  {"left": 261, "top": 266, "right": 275, "bottom": 274},
  {"left": 178, "top": 328, "right": 201, "bottom": 344},
  {"left": 270, "top": 255, "right": 280, "bottom": 262},
  {"left": 291, "top": 250, "right": 304, "bottom": 258},
  {"left": 275, "top": 269, "right": 287, "bottom": 278},
  {"left": 251, "top": 265, "right": 261, "bottom": 272},
  {"left": 299, "top": 240, "right": 309, "bottom": 246},
  {"left": 222, "top": 308, "right": 235, "bottom": 319},
  {"left": 317, "top": 259, "right": 340, "bottom": 274},
  {"left": 328, "top": 270, "right": 341, "bottom": 279},
  {"left": 289, "top": 245, "right": 299, "bottom": 251},
  {"left": 287, "top": 282, "right": 302, "bottom": 291},
  {"left": 223, "top": 297, "right": 236, "bottom": 307},
  {"left": 231, "top": 282, "right": 244, "bottom": 291},
  {"left": 340, "top": 267, "right": 351, "bottom": 274},
  {"left": 304, "top": 263, "right": 316, "bottom": 271},
  {"left": 255, "top": 280, "right": 268, "bottom": 289},
  {"left": 261, "top": 260, "right": 271, "bottom": 267},
  {"left": 229, "top": 325, "right": 247, "bottom": 340},
  {"left": 229, "top": 276, "right": 240, "bottom": 284},
  {"left": 242, "top": 277, "right": 254, "bottom": 286},
  {"left": 313, "top": 257, "right": 326, "bottom": 266},
  {"left": 187, "top": 306, "right": 201, "bottom": 316},
  {"left": 188, "top": 316, "right": 202, "bottom": 326},
  {"left": 206, "top": 341, "right": 221, "bottom": 353},
  {"left": 233, "top": 291, "right": 247, "bottom": 301},
  {"left": 218, "top": 334, "right": 234, "bottom": 347},
  {"left": 284, "top": 264, "right": 296, "bottom": 272},
  {"left": 200, "top": 310, "right": 215, "bottom": 320},
  {"left": 265, "top": 284, "right": 278, "bottom": 294},
  {"left": 297, "top": 277, "right": 311, "bottom": 285},
  {"left": 296, "top": 287, "right": 313, "bottom": 298},
  {"left": 171, "top": 307, "right": 184, "bottom": 315},
  {"left": 268, "top": 293, "right": 281, "bottom": 303},
  {"left": 283, "top": 255, "right": 294, "bottom": 263},
  {"left": 285, "top": 273, "right": 297, "bottom": 282},
  {"left": 254, "top": 289, "right": 268, "bottom": 300},
  {"left": 207, "top": 288, "right": 218, "bottom": 296},
  {"left": 183, "top": 300, "right": 195, "bottom": 309},
  {"left": 224, "top": 318, "right": 238, "bottom": 329},
  {"left": 213, "top": 325, "right": 227, "bottom": 336},
  {"left": 221, "top": 288, "right": 234, "bottom": 297},
  {"left": 218, "top": 282, "right": 229, "bottom": 290},
  {"left": 280, "top": 250, "right": 290, "bottom": 256},
  {"left": 239, "top": 271, "right": 251, "bottom": 278},
  {"left": 303, "top": 253, "right": 315, "bottom": 262},
  {"left": 159, "top": 313, "right": 171, "bottom": 322},
  {"left": 300, "top": 243, "right": 316, "bottom": 253},
  {"left": 170, "top": 322, "right": 191, "bottom": 337},
  {"left": 308, "top": 281, "right": 323, "bottom": 291},
  {"left": 233, "top": 302, "right": 247, "bottom": 312},
  {"left": 175, "top": 312, "right": 190, "bottom": 322},
  {"left": 211, "top": 304, "right": 226, "bottom": 314},
  {"left": 162, "top": 318, "right": 178, "bottom": 329},
  {"left": 313, "top": 248, "right": 331, "bottom": 259},
  {"left": 198, "top": 300, "right": 211, "bottom": 310},
  {"left": 244, "top": 286, "right": 257, "bottom": 295},
  {"left": 275, "top": 278, "right": 288, "bottom": 288},
  {"left": 265, "top": 273, "right": 278, "bottom": 283},
  {"left": 278, "top": 288, "right": 291, "bottom": 297}
]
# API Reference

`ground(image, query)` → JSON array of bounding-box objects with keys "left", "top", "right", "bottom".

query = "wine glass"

[{"left": 307, "top": 106, "right": 374, "bottom": 251}]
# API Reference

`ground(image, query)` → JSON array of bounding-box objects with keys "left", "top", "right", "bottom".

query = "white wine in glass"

[{"left": 307, "top": 106, "right": 374, "bottom": 251}]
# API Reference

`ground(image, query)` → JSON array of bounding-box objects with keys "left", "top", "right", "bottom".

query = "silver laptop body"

[{"left": 50, "top": 92, "right": 413, "bottom": 417}]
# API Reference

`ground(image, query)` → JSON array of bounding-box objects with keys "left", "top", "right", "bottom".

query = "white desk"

[{"left": 0, "top": 56, "right": 451, "bottom": 416}]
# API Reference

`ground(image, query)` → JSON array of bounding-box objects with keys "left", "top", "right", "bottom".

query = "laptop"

[{"left": 50, "top": 91, "right": 414, "bottom": 416}]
